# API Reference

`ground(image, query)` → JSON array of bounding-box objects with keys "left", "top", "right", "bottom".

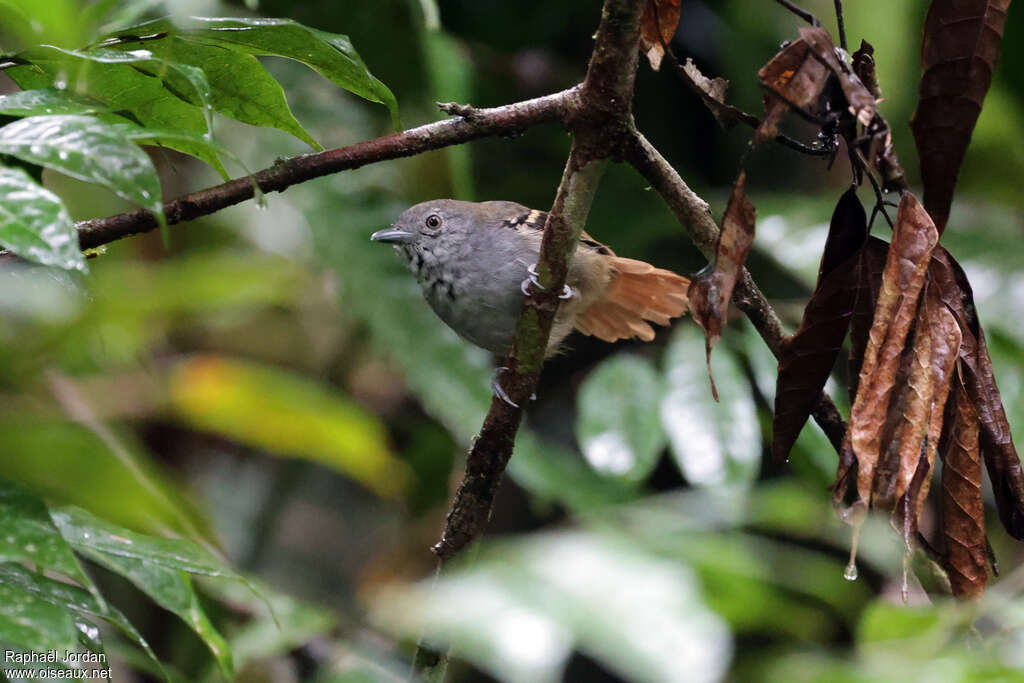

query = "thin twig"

[
  {"left": 834, "top": 0, "right": 848, "bottom": 51},
  {"left": 772, "top": 0, "right": 820, "bottom": 26}
]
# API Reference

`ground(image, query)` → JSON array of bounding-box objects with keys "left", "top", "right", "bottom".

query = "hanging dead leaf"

[
  {"left": 846, "top": 237, "right": 889, "bottom": 399},
  {"left": 755, "top": 37, "right": 830, "bottom": 142},
  {"left": 940, "top": 369, "right": 988, "bottom": 598},
  {"left": 773, "top": 187, "right": 868, "bottom": 462},
  {"left": 912, "top": 290, "right": 963, "bottom": 522},
  {"left": 846, "top": 193, "right": 938, "bottom": 510},
  {"left": 676, "top": 58, "right": 759, "bottom": 129},
  {"left": 931, "top": 248, "right": 1024, "bottom": 539},
  {"left": 688, "top": 170, "right": 756, "bottom": 399},
  {"left": 799, "top": 27, "right": 877, "bottom": 126},
  {"left": 640, "top": 0, "right": 682, "bottom": 71},
  {"left": 911, "top": 0, "right": 1011, "bottom": 233},
  {"left": 873, "top": 310, "right": 933, "bottom": 510}
]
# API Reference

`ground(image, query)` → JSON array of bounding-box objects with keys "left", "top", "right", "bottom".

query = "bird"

[{"left": 371, "top": 199, "right": 690, "bottom": 400}]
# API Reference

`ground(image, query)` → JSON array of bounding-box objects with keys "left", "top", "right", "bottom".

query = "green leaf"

[
  {"left": 0, "top": 115, "right": 165, "bottom": 224},
  {"left": 856, "top": 601, "right": 952, "bottom": 658},
  {"left": 106, "top": 34, "right": 321, "bottom": 149},
  {"left": 373, "top": 531, "right": 732, "bottom": 683},
  {"left": 0, "top": 88, "right": 108, "bottom": 117},
  {"left": 51, "top": 506, "right": 237, "bottom": 676},
  {"left": 0, "top": 416, "right": 216, "bottom": 541},
  {"left": 167, "top": 355, "right": 409, "bottom": 499},
  {"left": 31, "top": 45, "right": 216, "bottom": 135},
  {"left": 660, "top": 325, "right": 761, "bottom": 486},
  {"left": 0, "top": 479, "right": 96, "bottom": 598},
  {"left": 52, "top": 506, "right": 239, "bottom": 578},
  {"left": 198, "top": 576, "right": 336, "bottom": 672},
  {"left": 109, "top": 123, "right": 246, "bottom": 183},
  {"left": 0, "top": 564, "right": 164, "bottom": 678},
  {"left": 0, "top": 166, "right": 85, "bottom": 271},
  {"left": 0, "top": 582, "right": 78, "bottom": 656},
  {"left": 113, "top": 16, "right": 400, "bottom": 127},
  {"left": 5, "top": 49, "right": 225, "bottom": 176},
  {"left": 576, "top": 355, "right": 665, "bottom": 483}
]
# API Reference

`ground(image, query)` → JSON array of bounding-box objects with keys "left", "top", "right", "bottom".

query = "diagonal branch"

[{"left": 624, "top": 131, "right": 847, "bottom": 451}]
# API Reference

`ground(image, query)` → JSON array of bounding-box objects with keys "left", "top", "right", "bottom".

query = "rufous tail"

[{"left": 574, "top": 257, "right": 690, "bottom": 343}]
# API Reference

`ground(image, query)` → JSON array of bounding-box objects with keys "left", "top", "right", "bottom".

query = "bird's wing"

[{"left": 497, "top": 207, "right": 614, "bottom": 256}]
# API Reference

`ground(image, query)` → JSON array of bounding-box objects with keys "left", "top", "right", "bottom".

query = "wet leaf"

[
  {"left": 112, "top": 16, "right": 400, "bottom": 127},
  {"left": 0, "top": 115, "right": 165, "bottom": 225},
  {"left": 0, "top": 582, "right": 79, "bottom": 656},
  {"left": 576, "top": 355, "right": 665, "bottom": 483},
  {"left": 106, "top": 34, "right": 322, "bottom": 149},
  {"left": 640, "top": 0, "right": 681, "bottom": 71},
  {"left": 4, "top": 49, "right": 225, "bottom": 176},
  {"left": 0, "top": 88, "right": 108, "bottom": 117},
  {"left": 0, "top": 479, "right": 97, "bottom": 600},
  {"left": 51, "top": 506, "right": 238, "bottom": 675},
  {"left": 31, "top": 45, "right": 215, "bottom": 134},
  {"left": 0, "top": 166, "right": 85, "bottom": 271},
  {"left": 168, "top": 355, "right": 410, "bottom": 499},
  {"left": 687, "top": 170, "right": 756, "bottom": 397},
  {"left": 0, "top": 564, "right": 164, "bottom": 676},
  {"left": 799, "top": 27, "right": 876, "bottom": 127},
  {"left": 843, "top": 193, "right": 938, "bottom": 512},
  {"left": 911, "top": 0, "right": 1011, "bottom": 233},
  {"left": 773, "top": 187, "right": 867, "bottom": 462},
  {"left": 940, "top": 373, "right": 987, "bottom": 598}
]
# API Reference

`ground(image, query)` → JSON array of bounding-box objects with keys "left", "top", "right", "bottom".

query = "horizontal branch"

[{"left": 74, "top": 87, "right": 579, "bottom": 250}]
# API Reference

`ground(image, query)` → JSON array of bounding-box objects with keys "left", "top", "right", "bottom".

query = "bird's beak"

[{"left": 371, "top": 227, "right": 414, "bottom": 243}]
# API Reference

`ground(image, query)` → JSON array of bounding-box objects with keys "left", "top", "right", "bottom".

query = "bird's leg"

[
  {"left": 521, "top": 263, "right": 573, "bottom": 299},
  {"left": 491, "top": 367, "right": 536, "bottom": 408}
]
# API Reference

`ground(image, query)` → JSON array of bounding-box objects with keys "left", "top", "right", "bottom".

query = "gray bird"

[{"left": 372, "top": 199, "right": 690, "bottom": 359}]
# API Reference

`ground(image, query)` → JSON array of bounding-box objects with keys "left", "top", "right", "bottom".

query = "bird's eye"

[{"left": 425, "top": 214, "right": 442, "bottom": 230}]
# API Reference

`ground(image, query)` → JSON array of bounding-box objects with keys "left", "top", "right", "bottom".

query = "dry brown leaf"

[
  {"left": 799, "top": 27, "right": 877, "bottom": 126},
  {"left": 911, "top": 0, "right": 1011, "bottom": 233},
  {"left": 874, "top": 311, "right": 933, "bottom": 510},
  {"left": 640, "top": 0, "right": 681, "bottom": 71},
  {"left": 941, "top": 368, "right": 988, "bottom": 598},
  {"left": 846, "top": 237, "right": 889, "bottom": 399},
  {"left": 931, "top": 248, "right": 1024, "bottom": 539},
  {"left": 677, "top": 58, "right": 758, "bottom": 129},
  {"left": 913, "top": 290, "right": 963, "bottom": 522},
  {"left": 688, "top": 170, "right": 756, "bottom": 399},
  {"left": 755, "top": 37, "right": 830, "bottom": 142},
  {"left": 847, "top": 193, "right": 938, "bottom": 510},
  {"left": 773, "top": 187, "right": 867, "bottom": 462}
]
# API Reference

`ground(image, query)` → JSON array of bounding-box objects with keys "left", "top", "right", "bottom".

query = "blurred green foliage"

[{"left": 0, "top": 0, "right": 1022, "bottom": 682}]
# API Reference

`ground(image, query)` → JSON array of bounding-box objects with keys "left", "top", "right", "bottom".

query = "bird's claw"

[
  {"left": 521, "top": 263, "right": 574, "bottom": 299},
  {"left": 491, "top": 367, "right": 537, "bottom": 408},
  {"left": 492, "top": 367, "right": 519, "bottom": 408}
]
